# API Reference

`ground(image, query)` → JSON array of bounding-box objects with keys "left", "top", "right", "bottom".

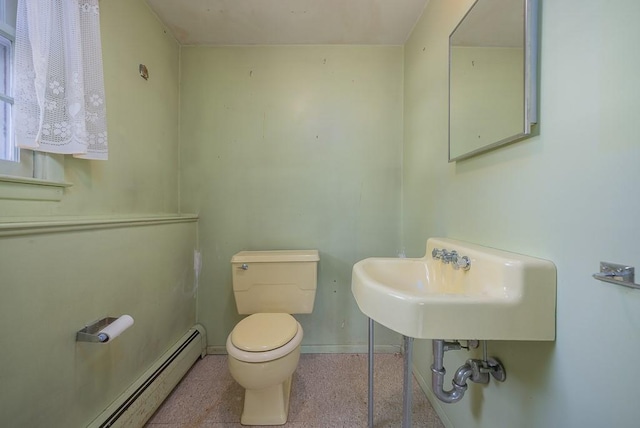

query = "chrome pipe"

[
  {"left": 430, "top": 339, "right": 469, "bottom": 403},
  {"left": 452, "top": 363, "right": 474, "bottom": 389},
  {"left": 368, "top": 318, "right": 374, "bottom": 428},
  {"left": 402, "top": 336, "right": 414, "bottom": 428}
]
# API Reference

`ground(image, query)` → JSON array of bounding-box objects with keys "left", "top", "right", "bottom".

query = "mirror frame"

[{"left": 448, "top": 0, "right": 539, "bottom": 162}]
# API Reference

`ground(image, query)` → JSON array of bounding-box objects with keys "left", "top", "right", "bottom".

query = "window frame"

[{"left": 0, "top": 0, "right": 69, "bottom": 202}]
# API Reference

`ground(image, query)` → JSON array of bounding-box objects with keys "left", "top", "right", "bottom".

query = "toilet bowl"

[
  {"left": 226, "top": 313, "right": 304, "bottom": 426},
  {"left": 228, "top": 249, "right": 319, "bottom": 426}
]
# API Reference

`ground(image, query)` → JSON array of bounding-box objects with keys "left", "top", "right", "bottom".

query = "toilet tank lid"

[{"left": 231, "top": 249, "right": 319, "bottom": 263}]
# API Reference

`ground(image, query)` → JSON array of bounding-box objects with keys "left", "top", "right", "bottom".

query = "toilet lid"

[{"left": 231, "top": 313, "right": 298, "bottom": 352}]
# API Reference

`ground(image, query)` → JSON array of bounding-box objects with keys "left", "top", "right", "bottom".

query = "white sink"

[{"left": 351, "top": 238, "right": 556, "bottom": 340}]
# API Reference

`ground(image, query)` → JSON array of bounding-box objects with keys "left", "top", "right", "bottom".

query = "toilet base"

[{"left": 240, "top": 374, "right": 293, "bottom": 426}]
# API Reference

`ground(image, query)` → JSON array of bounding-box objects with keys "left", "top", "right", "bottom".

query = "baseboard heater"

[{"left": 88, "top": 324, "right": 207, "bottom": 428}]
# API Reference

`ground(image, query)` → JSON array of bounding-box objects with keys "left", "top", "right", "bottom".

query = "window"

[
  {"left": 0, "top": 25, "right": 14, "bottom": 160},
  {"left": 0, "top": 0, "right": 34, "bottom": 178},
  {"left": 0, "top": 0, "right": 66, "bottom": 198}
]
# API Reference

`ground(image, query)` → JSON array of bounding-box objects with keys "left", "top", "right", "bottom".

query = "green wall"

[
  {"left": 179, "top": 46, "right": 404, "bottom": 352},
  {"left": 404, "top": 0, "right": 640, "bottom": 427},
  {"left": 3, "top": 0, "right": 639, "bottom": 426},
  {"left": 0, "top": 222, "right": 197, "bottom": 427},
  {"left": 0, "top": 1, "right": 196, "bottom": 426}
]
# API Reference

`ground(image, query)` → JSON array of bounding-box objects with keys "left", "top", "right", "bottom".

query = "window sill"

[{"left": 0, "top": 174, "right": 72, "bottom": 201}]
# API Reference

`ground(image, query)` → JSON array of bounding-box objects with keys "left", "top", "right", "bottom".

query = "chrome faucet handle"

[
  {"left": 454, "top": 255, "right": 471, "bottom": 271},
  {"left": 432, "top": 248, "right": 444, "bottom": 260}
]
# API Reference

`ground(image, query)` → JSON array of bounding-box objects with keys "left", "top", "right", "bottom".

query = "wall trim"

[
  {"left": 0, "top": 175, "right": 71, "bottom": 202},
  {"left": 0, "top": 214, "right": 198, "bottom": 237}
]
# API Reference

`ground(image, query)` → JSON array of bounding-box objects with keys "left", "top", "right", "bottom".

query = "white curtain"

[{"left": 14, "top": 0, "right": 108, "bottom": 160}]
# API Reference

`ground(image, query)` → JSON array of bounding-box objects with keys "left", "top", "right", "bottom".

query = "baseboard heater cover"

[{"left": 88, "top": 324, "right": 207, "bottom": 428}]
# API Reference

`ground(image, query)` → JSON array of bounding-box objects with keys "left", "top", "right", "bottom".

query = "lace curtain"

[{"left": 14, "top": 0, "right": 108, "bottom": 160}]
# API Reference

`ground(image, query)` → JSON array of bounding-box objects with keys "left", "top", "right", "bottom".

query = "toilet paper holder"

[{"left": 76, "top": 315, "right": 134, "bottom": 343}]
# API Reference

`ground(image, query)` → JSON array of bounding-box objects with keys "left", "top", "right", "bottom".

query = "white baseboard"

[{"left": 88, "top": 325, "right": 207, "bottom": 428}]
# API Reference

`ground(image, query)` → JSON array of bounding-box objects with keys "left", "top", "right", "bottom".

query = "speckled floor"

[{"left": 145, "top": 353, "right": 444, "bottom": 428}]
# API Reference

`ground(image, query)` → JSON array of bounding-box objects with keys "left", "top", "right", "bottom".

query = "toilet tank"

[{"left": 231, "top": 250, "right": 319, "bottom": 315}]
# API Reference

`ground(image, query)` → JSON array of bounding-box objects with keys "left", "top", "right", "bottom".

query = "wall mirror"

[{"left": 449, "top": 0, "right": 539, "bottom": 162}]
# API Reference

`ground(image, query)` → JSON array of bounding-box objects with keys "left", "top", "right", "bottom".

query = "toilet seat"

[
  {"left": 231, "top": 313, "right": 298, "bottom": 352},
  {"left": 227, "top": 315, "right": 303, "bottom": 363}
]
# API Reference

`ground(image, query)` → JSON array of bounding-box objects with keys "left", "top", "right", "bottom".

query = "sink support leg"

[
  {"left": 402, "top": 336, "right": 414, "bottom": 428},
  {"left": 368, "top": 317, "right": 374, "bottom": 428}
]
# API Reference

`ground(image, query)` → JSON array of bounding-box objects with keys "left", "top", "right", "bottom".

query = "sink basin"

[{"left": 351, "top": 238, "right": 556, "bottom": 340}]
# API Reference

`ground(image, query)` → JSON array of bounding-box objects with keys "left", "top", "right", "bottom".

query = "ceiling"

[{"left": 144, "top": 0, "right": 430, "bottom": 45}]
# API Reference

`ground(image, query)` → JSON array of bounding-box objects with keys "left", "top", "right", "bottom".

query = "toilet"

[{"left": 226, "top": 249, "right": 319, "bottom": 426}]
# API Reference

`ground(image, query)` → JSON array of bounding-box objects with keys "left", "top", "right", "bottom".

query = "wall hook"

[{"left": 139, "top": 64, "right": 149, "bottom": 80}]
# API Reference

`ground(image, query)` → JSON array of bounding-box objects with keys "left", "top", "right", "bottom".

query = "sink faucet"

[
  {"left": 443, "top": 250, "right": 458, "bottom": 264},
  {"left": 432, "top": 248, "right": 471, "bottom": 271}
]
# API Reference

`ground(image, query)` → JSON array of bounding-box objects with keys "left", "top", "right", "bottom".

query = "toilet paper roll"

[{"left": 98, "top": 315, "right": 134, "bottom": 342}]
